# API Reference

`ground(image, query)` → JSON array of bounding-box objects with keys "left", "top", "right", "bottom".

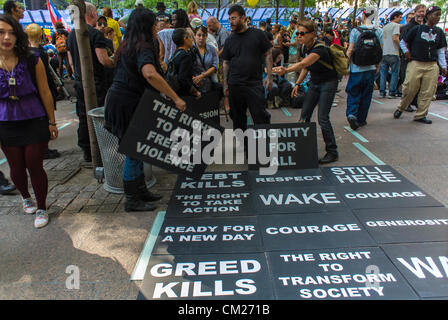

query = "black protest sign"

[
  {"left": 248, "top": 168, "right": 329, "bottom": 191},
  {"left": 247, "top": 123, "right": 318, "bottom": 171},
  {"left": 322, "top": 165, "right": 410, "bottom": 186},
  {"left": 267, "top": 247, "right": 418, "bottom": 300},
  {"left": 183, "top": 91, "right": 220, "bottom": 125},
  {"left": 382, "top": 242, "right": 448, "bottom": 298},
  {"left": 252, "top": 186, "right": 347, "bottom": 214},
  {"left": 258, "top": 212, "right": 376, "bottom": 251},
  {"left": 118, "top": 89, "right": 223, "bottom": 178},
  {"left": 152, "top": 216, "right": 263, "bottom": 255},
  {"left": 354, "top": 207, "right": 448, "bottom": 244},
  {"left": 139, "top": 253, "right": 274, "bottom": 300},
  {"left": 166, "top": 171, "right": 252, "bottom": 217},
  {"left": 336, "top": 183, "right": 443, "bottom": 210}
]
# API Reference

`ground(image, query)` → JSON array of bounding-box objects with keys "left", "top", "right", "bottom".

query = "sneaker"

[
  {"left": 44, "top": 148, "right": 60, "bottom": 160},
  {"left": 347, "top": 116, "right": 359, "bottom": 130},
  {"left": 34, "top": 209, "right": 49, "bottom": 228},
  {"left": 0, "top": 182, "right": 16, "bottom": 195},
  {"left": 23, "top": 198, "right": 37, "bottom": 214},
  {"left": 387, "top": 93, "right": 398, "bottom": 99},
  {"left": 380, "top": 92, "right": 386, "bottom": 98}
]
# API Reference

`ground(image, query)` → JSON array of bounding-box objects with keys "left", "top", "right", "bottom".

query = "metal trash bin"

[{"left": 88, "top": 107, "right": 156, "bottom": 193}]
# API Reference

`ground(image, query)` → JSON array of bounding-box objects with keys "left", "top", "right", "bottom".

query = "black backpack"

[
  {"left": 165, "top": 50, "right": 184, "bottom": 92},
  {"left": 352, "top": 27, "right": 383, "bottom": 66}
]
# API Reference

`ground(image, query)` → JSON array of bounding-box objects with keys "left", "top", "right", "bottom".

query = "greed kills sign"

[{"left": 140, "top": 253, "right": 274, "bottom": 300}]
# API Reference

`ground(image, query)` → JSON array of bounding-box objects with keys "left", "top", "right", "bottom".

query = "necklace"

[{"left": 0, "top": 55, "right": 19, "bottom": 101}]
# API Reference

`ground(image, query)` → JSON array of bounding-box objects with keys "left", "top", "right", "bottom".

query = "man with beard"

[{"left": 222, "top": 4, "right": 273, "bottom": 134}]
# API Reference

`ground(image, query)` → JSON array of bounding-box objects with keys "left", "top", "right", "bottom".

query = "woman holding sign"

[
  {"left": 273, "top": 20, "right": 339, "bottom": 165},
  {"left": 104, "top": 8, "right": 186, "bottom": 212}
]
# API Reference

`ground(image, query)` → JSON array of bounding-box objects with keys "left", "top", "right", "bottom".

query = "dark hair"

[
  {"left": 3, "top": 0, "right": 16, "bottom": 15},
  {"left": 323, "top": 26, "right": 333, "bottom": 35},
  {"left": 194, "top": 25, "right": 208, "bottom": 35},
  {"left": 228, "top": 4, "right": 245, "bottom": 17},
  {"left": 172, "top": 9, "right": 191, "bottom": 29},
  {"left": 54, "top": 21, "right": 64, "bottom": 29},
  {"left": 115, "top": 8, "right": 158, "bottom": 63},
  {"left": 271, "top": 48, "right": 283, "bottom": 63},
  {"left": 0, "top": 14, "right": 29, "bottom": 59},
  {"left": 297, "top": 20, "right": 317, "bottom": 34},
  {"left": 259, "top": 21, "right": 266, "bottom": 27},
  {"left": 156, "top": 2, "right": 166, "bottom": 10},
  {"left": 103, "top": 7, "right": 113, "bottom": 18},
  {"left": 172, "top": 28, "right": 187, "bottom": 47},
  {"left": 390, "top": 11, "right": 402, "bottom": 21},
  {"left": 266, "top": 17, "right": 271, "bottom": 23}
]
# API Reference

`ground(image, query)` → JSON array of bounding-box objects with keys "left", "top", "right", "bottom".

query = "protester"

[
  {"left": 104, "top": 8, "right": 186, "bottom": 212},
  {"left": 67, "top": 2, "right": 114, "bottom": 162},
  {"left": 259, "top": 21, "right": 273, "bottom": 45},
  {"left": 51, "top": 21, "right": 71, "bottom": 79},
  {"left": 345, "top": 7, "right": 383, "bottom": 131},
  {"left": 170, "top": 28, "right": 201, "bottom": 98},
  {"left": 285, "top": 20, "right": 298, "bottom": 63},
  {"left": 222, "top": 4, "right": 273, "bottom": 134},
  {"left": 393, "top": 6, "right": 447, "bottom": 124},
  {"left": 102, "top": 7, "right": 122, "bottom": 50},
  {"left": 187, "top": 1, "right": 201, "bottom": 21},
  {"left": 274, "top": 20, "right": 339, "bottom": 164},
  {"left": 26, "top": 23, "right": 60, "bottom": 160},
  {"left": 206, "top": 16, "right": 229, "bottom": 58},
  {"left": 191, "top": 18, "right": 217, "bottom": 50},
  {"left": 155, "top": 2, "right": 171, "bottom": 22},
  {"left": 192, "top": 25, "right": 218, "bottom": 94},
  {"left": 266, "top": 48, "right": 292, "bottom": 109},
  {"left": 3, "top": 1, "right": 23, "bottom": 23},
  {"left": 379, "top": 11, "right": 402, "bottom": 99},
  {"left": 0, "top": 14, "right": 58, "bottom": 228}
]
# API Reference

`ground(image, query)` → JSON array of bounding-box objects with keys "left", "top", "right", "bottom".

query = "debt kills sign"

[
  {"left": 382, "top": 242, "right": 448, "bottom": 298},
  {"left": 322, "top": 166, "right": 407, "bottom": 185},
  {"left": 152, "top": 216, "right": 263, "bottom": 255},
  {"left": 258, "top": 212, "right": 376, "bottom": 251},
  {"left": 267, "top": 247, "right": 418, "bottom": 299},
  {"left": 118, "top": 89, "right": 223, "bottom": 178},
  {"left": 166, "top": 172, "right": 252, "bottom": 217},
  {"left": 139, "top": 253, "right": 274, "bottom": 300},
  {"left": 248, "top": 123, "right": 318, "bottom": 171}
]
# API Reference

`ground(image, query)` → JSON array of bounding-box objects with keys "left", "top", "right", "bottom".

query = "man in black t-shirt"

[
  {"left": 67, "top": 2, "right": 114, "bottom": 162},
  {"left": 394, "top": 6, "right": 447, "bottom": 124},
  {"left": 222, "top": 4, "right": 273, "bottom": 134},
  {"left": 259, "top": 21, "right": 273, "bottom": 44}
]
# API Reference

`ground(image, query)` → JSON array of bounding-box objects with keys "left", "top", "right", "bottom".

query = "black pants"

[
  {"left": 74, "top": 81, "right": 106, "bottom": 153},
  {"left": 228, "top": 84, "right": 271, "bottom": 131}
]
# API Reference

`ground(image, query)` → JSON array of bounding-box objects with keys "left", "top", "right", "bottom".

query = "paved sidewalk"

[{"left": 1, "top": 82, "right": 448, "bottom": 299}]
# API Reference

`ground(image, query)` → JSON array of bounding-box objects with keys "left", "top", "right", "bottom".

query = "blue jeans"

[
  {"left": 346, "top": 70, "right": 376, "bottom": 124},
  {"left": 123, "top": 156, "right": 143, "bottom": 182},
  {"left": 300, "top": 79, "right": 338, "bottom": 155},
  {"left": 379, "top": 55, "right": 400, "bottom": 95}
]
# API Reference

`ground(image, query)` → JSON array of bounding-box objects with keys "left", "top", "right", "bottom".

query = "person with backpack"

[
  {"left": 345, "top": 7, "right": 383, "bottom": 131},
  {"left": 273, "top": 20, "right": 340, "bottom": 164},
  {"left": 51, "top": 21, "right": 71, "bottom": 79},
  {"left": 0, "top": 14, "right": 58, "bottom": 228}
]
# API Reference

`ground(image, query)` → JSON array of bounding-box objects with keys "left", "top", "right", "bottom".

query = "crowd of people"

[{"left": 0, "top": 0, "right": 446, "bottom": 229}]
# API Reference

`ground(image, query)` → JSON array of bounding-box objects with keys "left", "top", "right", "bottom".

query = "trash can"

[{"left": 88, "top": 107, "right": 156, "bottom": 194}]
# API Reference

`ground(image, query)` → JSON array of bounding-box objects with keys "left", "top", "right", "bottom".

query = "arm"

[
  {"left": 141, "top": 64, "right": 186, "bottom": 111},
  {"left": 67, "top": 51, "right": 74, "bottom": 74},
  {"left": 273, "top": 52, "right": 320, "bottom": 75},
  {"left": 95, "top": 48, "right": 114, "bottom": 68},
  {"left": 291, "top": 68, "right": 308, "bottom": 97},
  {"left": 35, "top": 58, "right": 58, "bottom": 139},
  {"left": 223, "top": 60, "right": 230, "bottom": 96},
  {"left": 264, "top": 48, "right": 273, "bottom": 90},
  {"left": 437, "top": 48, "right": 447, "bottom": 75}
]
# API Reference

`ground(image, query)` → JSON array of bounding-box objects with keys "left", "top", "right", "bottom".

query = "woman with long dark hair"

[
  {"left": 104, "top": 8, "right": 186, "bottom": 212},
  {"left": 0, "top": 14, "right": 58, "bottom": 228}
]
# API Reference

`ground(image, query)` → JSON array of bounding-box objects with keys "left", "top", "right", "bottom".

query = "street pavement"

[{"left": 1, "top": 79, "right": 447, "bottom": 299}]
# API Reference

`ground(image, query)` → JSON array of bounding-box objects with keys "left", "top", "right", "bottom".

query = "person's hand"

[
  {"left": 405, "top": 52, "right": 411, "bottom": 61},
  {"left": 174, "top": 98, "right": 186, "bottom": 112},
  {"left": 223, "top": 84, "right": 229, "bottom": 97},
  {"left": 264, "top": 75, "right": 273, "bottom": 91},
  {"left": 193, "top": 74, "right": 204, "bottom": 86},
  {"left": 193, "top": 90, "right": 201, "bottom": 100},
  {"left": 272, "top": 66, "right": 287, "bottom": 76},
  {"left": 49, "top": 125, "right": 58, "bottom": 140},
  {"left": 291, "top": 85, "right": 299, "bottom": 98}
]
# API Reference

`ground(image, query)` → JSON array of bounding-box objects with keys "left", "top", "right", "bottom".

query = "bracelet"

[{"left": 49, "top": 122, "right": 57, "bottom": 126}]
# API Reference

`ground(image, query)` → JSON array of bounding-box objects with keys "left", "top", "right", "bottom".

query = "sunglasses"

[
  {"left": 97, "top": 22, "right": 107, "bottom": 27},
  {"left": 297, "top": 31, "right": 312, "bottom": 36}
]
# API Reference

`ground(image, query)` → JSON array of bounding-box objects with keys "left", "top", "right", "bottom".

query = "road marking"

[
  {"left": 429, "top": 112, "right": 448, "bottom": 121},
  {"left": 353, "top": 142, "right": 385, "bottom": 165},
  {"left": 57, "top": 121, "right": 73, "bottom": 130},
  {"left": 344, "top": 126, "right": 369, "bottom": 143},
  {"left": 69, "top": 110, "right": 76, "bottom": 114},
  {"left": 130, "top": 210, "right": 166, "bottom": 281},
  {"left": 247, "top": 116, "right": 253, "bottom": 126},
  {"left": 0, "top": 158, "right": 6, "bottom": 165},
  {"left": 372, "top": 99, "right": 384, "bottom": 105},
  {"left": 438, "top": 101, "right": 448, "bottom": 107},
  {"left": 281, "top": 107, "right": 292, "bottom": 117}
]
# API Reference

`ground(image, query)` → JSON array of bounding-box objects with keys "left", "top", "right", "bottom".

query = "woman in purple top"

[{"left": 0, "top": 14, "right": 58, "bottom": 228}]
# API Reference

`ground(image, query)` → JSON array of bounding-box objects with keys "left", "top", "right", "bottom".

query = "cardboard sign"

[
  {"left": 152, "top": 216, "right": 263, "bottom": 255},
  {"left": 252, "top": 186, "right": 348, "bottom": 214},
  {"left": 336, "top": 183, "right": 443, "bottom": 210},
  {"left": 118, "top": 89, "right": 223, "bottom": 178},
  {"left": 139, "top": 253, "right": 274, "bottom": 300},
  {"left": 166, "top": 171, "right": 252, "bottom": 217},
  {"left": 267, "top": 247, "right": 418, "bottom": 300},
  {"left": 322, "top": 165, "right": 410, "bottom": 186},
  {"left": 258, "top": 212, "right": 376, "bottom": 251},
  {"left": 382, "top": 242, "right": 448, "bottom": 298},
  {"left": 354, "top": 207, "right": 448, "bottom": 244},
  {"left": 247, "top": 123, "right": 318, "bottom": 171}
]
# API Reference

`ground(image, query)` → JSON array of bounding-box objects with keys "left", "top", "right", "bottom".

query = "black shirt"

[
  {"left": 404, "top": 24, "right": 447, "bottom": 62},
  {"left": 66, "top": 25, "right": 107, "bottom": 84},
  {"left": 300, "top": 42, "right": 338, "bottom": 84},
  {"left": 172, "top": 49, "right": 196, "bottom": 96},
  {"left": 222, "top": 28, "right": 272, "bottom": 86}
]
